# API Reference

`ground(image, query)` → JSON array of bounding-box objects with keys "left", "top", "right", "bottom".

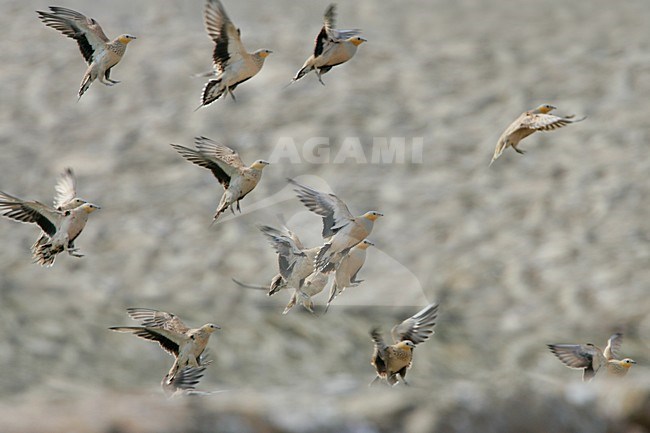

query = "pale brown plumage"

[
  {"left": 548, "top": 333, "right": 636, "bottom": 382},
  {"left": 258, "top": 224, "right": 320, "bottom": 297},
  {"left": 282, "top": 270, "right": 329, "bottom": 315},
  {"left": 171, "top": 136, "right": 269, "bottom": 221},
  {"left": 490, "top": 104, "right": 585, "bottom": 165},
  {"left": 325, "top": 239, "right": 373, "bottom": 311},
  {"left": 199, "top": 0, "right": 272, "bottom": 106},
  {"left": 32, "top": 168, "right": 88, "bottom": 261},
  {"left": 288, "top": 179, "right": 382, "bottom": 272},
  {"left": 36, "top": 6, "right": 136, "bottom": 98},
  {"left": 0, "top": 188, "right": 99, "bottom": 266},
  {"left": 292, "top": 4, "right": 366, "bottom": 85},
  {"left": 110, "top": 308, "right": 220, "bottom": 381},
  {"left": 370, "top": 303, "right": 439, "bottom": 386},
  {"left": 161, "top": 351, "right": 212, "bottom": 398}
]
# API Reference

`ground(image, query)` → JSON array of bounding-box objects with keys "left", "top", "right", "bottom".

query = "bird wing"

[
  {"left": 258, "top": 225, "right": 306, "bottom": 279},
  {"left": 36, "top": 6, "right": 110, "bottom": 65},
  {"left": 391, "top": 303, "right": 439, "bottom": 345},
  {"left": 53, "top": 168, "right": 77, "bottom": 209},
  {"left": 520, "top": 112, "right": 585, "bottom": 131},
  {"left": 109, "top": 326, "right": 183, "bottom": 357},
  {"left": 0, "top": 191, "right": 61, "bottom": 237},
  {"left": 162, "top": 364, "right": 208, "bottom": 397},
  {"left": 170, "top": 143, "right": 231, "bottom": 189},
  {"left": 547, "top": 343, "right": 601, "bottom": 370},
  {"left": 370, "top": 328, "right": 389, "bottom": 360},
  {"left": 603, "top": 333, "right": 623, "bottom": 361},
  {"left": 288, "top": 179, "right": 354, "bottom": 238},
  {"left": 313, "top": 4, "right": 360, "bottom": 58},
  {"left": 194, "top": 136, "right": 245, "bottom": 179},
  {"left": 205, "top": 0, "right": 246, "bottom": 75},
  {"left": 125, "top": 308, "right": 192, "bottom": 334}
]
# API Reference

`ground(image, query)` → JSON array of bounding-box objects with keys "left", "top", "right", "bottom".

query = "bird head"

[
  {"left": 251, "top": 160, "right": 270, "bottom": 170},
  {"left": 348, "top": 36, "right": 367, "bottom": 46},
  {"left": 81, "top": 203, "right": 101, "bottom": 214},
  {"left": 620, "top": 358, "right": 636, "bottom": 368},
  {"left": 202, "top": 323, "right": 221, "bottom": 334},
  {"left": 118, "top": 34, "right": 137, "bottom": 44},
  {"left": 255, "top": 49, "right": 273, "bottom": 59},
  {"left": 362, "top": 211, "right": 383, "bottom": 221},
  {"left": 58, "top": 197, "right": 87, "bottom": 211},
  {"left": 357, "top": 239, "right": 374, "bottom": 249},
  {"left": 535, "top": 104, "right": 556, "bottom": 114},
  {"left": 397, "top": 340, "right": 416, "bottom": 351}
]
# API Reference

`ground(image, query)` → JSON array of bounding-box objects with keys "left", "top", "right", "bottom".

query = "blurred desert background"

[{"left": 1, "top": 0, "right": 649, "bottom": 432}]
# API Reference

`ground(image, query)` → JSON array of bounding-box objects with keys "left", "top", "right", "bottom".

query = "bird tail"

[
  {"left": 231, "top": 277, "right": 279, "bottom": 295},
  {"left": 269, "top": 274, "right": 286, "bottom": 296},
  {"left": 282, "top": 293, "right": 297, "bottom": 315},
  {"left": 199, "top": 78, "right": 225, "bottom": 109},
  {"left": 192, "top": 70, "right": 216, "bottom": 78},
  {"left": 292, "top": 65, "right": 313, "bottom": 83},
  {"left": 31, "top": 240, "right": 61, "bottom": 267},
  {"left": 324, "top": 282, "right": 340, "bottom": 313},
  {"left": 108, "top": 326, "right": 145, "bottom": 333},
  {"left": 78, "top": 71, "right": 92, "bottom": 100}
]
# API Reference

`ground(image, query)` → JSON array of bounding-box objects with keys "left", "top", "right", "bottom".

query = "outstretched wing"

[
  {"left": 162, "top": 364, "right": 208, "bottom": 397},
  {"left": 0, "top": 191, "right": 61, "bottom": 237},
  {"left": 547, "top": 343, "right": 603, "bottom": 380},
  {"left": 258, "top": 225, "right": 306, "bottom": 279},
  {"left": 603, "top": 333, "right": 623, "bottom": 361},
  {"left": 194, "top": 136, "right": 245, "bottom": 178},
  {"left": 288, "top": 179, "right": 354, "bottom": 238},
  {"left": 170, "top": 143, "right": 232, "bottom": 189},
  {"left": 125, "top": 308, "right": 191, "bottom": 334},
  {"left": 520, "top": 112, "right": 586, "bottom": 131},
  {"left": 391, "top": 303, "right": 438, "bottom": 345},
  {"left": 53, "top": 168, "right": 77, "bottom": 209},
  {"left": 109, "top": 326, "right": 182, "bottom": 357},
  {"left": 36, "top": 6, "right": 109, "bottom": 65},
  {"left": 314, "top": 4, "right": 360, "bottom": 57},
  {"left": 205, "top": 0, "right": 246, "bottom": 75}
]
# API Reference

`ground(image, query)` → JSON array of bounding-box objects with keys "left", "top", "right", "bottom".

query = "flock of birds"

[{"left": 0, "top": 0, "right": 637, "bottom": 395}]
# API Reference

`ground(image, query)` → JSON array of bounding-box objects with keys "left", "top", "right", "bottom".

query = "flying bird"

[
  {"left": 547, "top": 333, "right": 636, "bottom": 382},
  {"left": 0, "top": 185, "right": 99, "bottom": 266},
  {"left": 490, "top": 104, "right": 585, "bottom": 165},
  {"left": 52, "top": 168, "right": 87, "bottom": 211},
  {"left": 162, "top": 351, "right": 213, "bottom": 398},
  {"left": 282, "top": 270, "right": 329, "bottom": 315},
  {"left": 370, "top": 303, "right": 439, "bottom": 386},
  {"left": 198, "top": 0, "right": 272, "bottom": 107},
  {"left": 292, "top": 3, "right": 366, "bottom": 85},
  {"left": 325, "top": 239, "right": 373, "bottom": 311},
  {"left": 36, "top": 6, "right": 136, "bottom": 99},
  {"left": 31, "top": 168, "right": 88, "bottom": 259},
  {"left": 289, "top": 179, "right": 382, "bottom": 272},
  {"left": 259, "top": 224, "right": 320, "bottom": 296},
  {"left": 171, "top": 136, "right": 269, "bottom": 222},
  {"left": 110, "top": 308, "right": 220, "bottom": 381}
]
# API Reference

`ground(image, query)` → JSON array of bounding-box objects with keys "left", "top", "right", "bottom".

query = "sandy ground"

[{"left": 0, "top": 0, "right": 649, "bottom": 432}]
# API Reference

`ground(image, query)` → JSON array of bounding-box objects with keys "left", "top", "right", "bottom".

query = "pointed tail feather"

[
  {"left": 201, "top": 79, "right": 225, "bottom": 107},
  {"left": 292, "top": 65, "right": 313, "bottom": 82}
]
